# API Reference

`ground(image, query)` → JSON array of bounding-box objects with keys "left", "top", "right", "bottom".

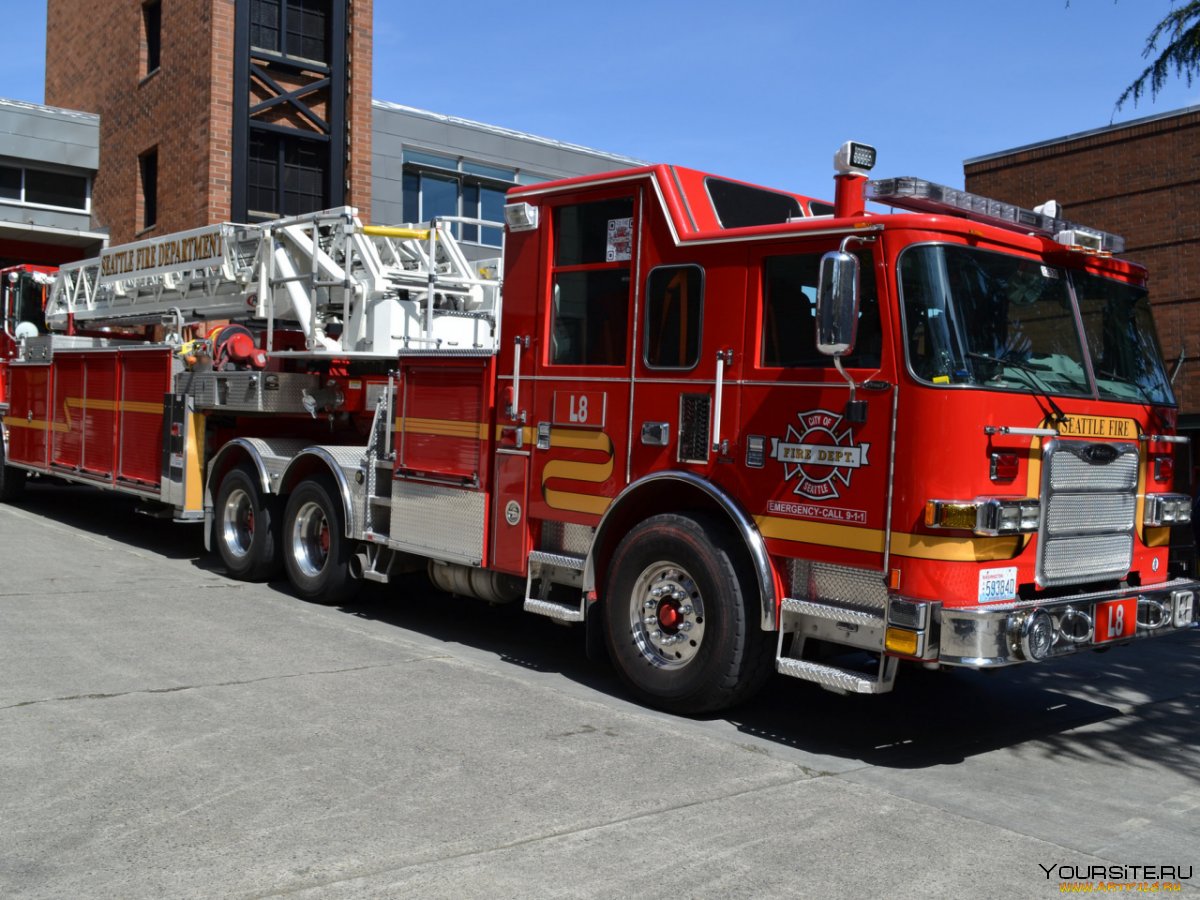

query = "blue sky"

[{"left": 4, "top": 1, "right": 1197, "bottom": 201}]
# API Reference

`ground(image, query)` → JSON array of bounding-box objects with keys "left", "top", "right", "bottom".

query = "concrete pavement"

[{"left": 1, "top": 483, "right": 1198, "bottom": 898}]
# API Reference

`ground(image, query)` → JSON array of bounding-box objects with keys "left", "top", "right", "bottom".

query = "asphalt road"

[{"left": 1, "top": 482, "right": 1198, "bottom": 899}]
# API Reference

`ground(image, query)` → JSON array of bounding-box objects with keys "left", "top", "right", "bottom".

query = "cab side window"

[
  {"left": 550, "top": 197, "right": 634, "bottom": 366},
  {"left": 644, "top": 265, "right": 703, "bottom": 370},
  {"left": 760, "top": 251, "right": 881, "bottom": 368}
]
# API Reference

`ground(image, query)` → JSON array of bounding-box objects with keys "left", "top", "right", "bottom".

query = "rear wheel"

[
  {"left": 603, "top": 513, "right": 773, "bottom": 714},
  {"left": 213, "top": 464, "right": 279, "bottom": 581},
  {"left": 282, "top": 478, "right": 358, "bottom": 605}
]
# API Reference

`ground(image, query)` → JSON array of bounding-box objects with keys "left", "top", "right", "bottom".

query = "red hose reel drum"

[{"left": 208, "top": 324, "right": 267, "bottom": 370}]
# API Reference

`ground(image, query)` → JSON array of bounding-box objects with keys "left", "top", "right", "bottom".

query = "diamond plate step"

[{"left": 775, "top": 656, "right": 890, "bottom": 694}]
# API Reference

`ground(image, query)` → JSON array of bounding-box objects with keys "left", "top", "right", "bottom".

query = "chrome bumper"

[{"left": 934, "top": 578, "right": 1199, "bottom": 667}]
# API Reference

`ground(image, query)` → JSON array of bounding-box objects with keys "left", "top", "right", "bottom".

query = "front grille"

[
  {"left": 1037, "top": 441, "right": 1138, "bottom": 587},
  {"left": 1047, "top": 448, "right": 1138, "bottom": 491},
  {"left": 1044, "top": 493, "right": 1136, "bottom": 535}
]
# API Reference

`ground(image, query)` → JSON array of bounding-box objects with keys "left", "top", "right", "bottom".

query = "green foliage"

[{"left": 1118, "top": 1, "right": 1200, "bottom": 110}]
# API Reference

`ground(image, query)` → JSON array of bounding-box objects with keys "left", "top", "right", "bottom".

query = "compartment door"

[
  {"left": 491, "top": 449, "right": 530, "bottom": 574},
  {"left": 4, "top": 364, "right": 50, "bottom": 468}
]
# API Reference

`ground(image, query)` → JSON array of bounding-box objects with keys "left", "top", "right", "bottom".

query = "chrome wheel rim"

[
  {"left": 628, "top": 562, "right": 705, "bottom": 669},
  {"left": 291, "top": 500, "right": 330, "bottom": 578},
  {"left": 220, "top": 487, "right": 254, "bottom": 559}
]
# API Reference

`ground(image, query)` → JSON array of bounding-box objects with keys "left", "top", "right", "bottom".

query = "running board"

[
  {"left": 776, "top": 596, "right": 897, "bottom": 694},
  {"left": 775, "top": 656, "right": 896, "bottom": 694},
  {"left": 524, "top": 550, "right": 585, "bottom": 623}
]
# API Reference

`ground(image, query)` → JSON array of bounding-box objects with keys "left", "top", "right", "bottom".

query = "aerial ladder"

[
  {"left": 3, "top": 208, "right": 505, "bottom": 536},
  {"left": 43, "top": 207, "right": 504, "bottom": 357}
]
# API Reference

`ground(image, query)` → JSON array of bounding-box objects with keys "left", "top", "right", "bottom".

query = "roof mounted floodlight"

[{"left": 833, "top": 141, "right": 877, "bottom": 177}]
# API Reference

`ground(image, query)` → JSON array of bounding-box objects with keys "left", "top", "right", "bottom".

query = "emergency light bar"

[{"left": 867, "top": 177, "right": 1125, "bottom": 254}]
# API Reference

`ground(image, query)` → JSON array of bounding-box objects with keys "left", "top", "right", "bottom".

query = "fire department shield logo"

[{"left": 770, "top": 409, "right": 870, "bottom": 501}]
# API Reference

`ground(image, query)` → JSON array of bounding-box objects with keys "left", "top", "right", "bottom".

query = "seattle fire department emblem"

[{"left": 770, "top": 409, "right": 870, "bottom": 500}]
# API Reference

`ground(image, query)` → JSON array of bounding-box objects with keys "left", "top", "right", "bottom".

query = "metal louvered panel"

[
  {"left": 1041, "top": 534, "right": 1133, "bottom": 582},
  {"left": 1045, "top": 493, "right": 1136, "bottom": 536},
  {"left": 1047, "top": 446, "right": 1138, "bottom": 491},
  {"left": 1037, "top": 440, "right": 1138, "bottom": 587}
]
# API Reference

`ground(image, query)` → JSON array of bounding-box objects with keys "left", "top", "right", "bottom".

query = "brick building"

[
  {"left": 44, "top": 0, "right": 373, "bottom": 244},
  {"left": 964, "top": 106, "right": 1200, "bottom": 429}
]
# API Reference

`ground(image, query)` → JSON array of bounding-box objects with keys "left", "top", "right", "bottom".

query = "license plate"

[
  {"left": 978, "top": 566, "right": 1018, "bottom": 603},
  {"left": 1094, "top": 598, "right": 1137, "bottom": 643}
]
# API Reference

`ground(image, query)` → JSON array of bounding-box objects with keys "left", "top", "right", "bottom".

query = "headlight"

[
  {"left": 925, "top": 497, "right": 1040, "bottom": 536},
  {"left": 1143, "top": 493, "right": 1192, "bottom": 526}
]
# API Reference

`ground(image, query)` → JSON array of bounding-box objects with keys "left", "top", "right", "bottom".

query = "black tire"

[
  {"left": 213, "top": 463, "right": 280, "bottom": 581},
  {"left": 0, "top": 438, "right": 27, "bottom": 502},
  {"left": 603, "top": 513, "right": 774, "bottom": 714},
  {"left": 282, "top": 477, "right": 358, "bottom": 605}
]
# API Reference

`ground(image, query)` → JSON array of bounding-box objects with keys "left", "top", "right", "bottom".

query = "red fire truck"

[{"left": 0, "top": 142, "right": 1195, "bottom": 713}]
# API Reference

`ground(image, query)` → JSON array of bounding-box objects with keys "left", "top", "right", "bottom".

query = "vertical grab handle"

[
  {"left": 711, "top": 348, "right": 732, "bottom": 454},
  {"left": 508, "top": 335, "right": 528, "bottom": 424}
]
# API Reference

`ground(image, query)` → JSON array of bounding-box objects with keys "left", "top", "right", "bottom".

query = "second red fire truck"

[{"left": 1, "top": 142, "right": 1195, "bottom": 713}]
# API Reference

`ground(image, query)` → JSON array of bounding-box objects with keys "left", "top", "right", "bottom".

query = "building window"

[
  {"left": 143, "top": 0, "right": 162, "bottom": 76},
  {"left": 0, "top": 167, "right": 19, "bottom": 200},
  {"left": 247, "top": 131, "right": 328, "bottom": 218},
  {"left": 250, "top": 0, "right": 330, "bottom": 63},
  {"left": 399, "top": 152, "right": 523, "bottom": 247},
  {"left": 139, "top": 149, "right": 158, "bottom": 230},
  {"left": 0, "top": 164, "right": 90, "bottom": 211}
]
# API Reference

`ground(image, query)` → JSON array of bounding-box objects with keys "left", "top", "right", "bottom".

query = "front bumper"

[{"left": 933, "top": 578, "right": 1199, "bottom": 667}]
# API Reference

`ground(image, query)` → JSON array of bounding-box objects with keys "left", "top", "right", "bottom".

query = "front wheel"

[
  {"left": 282, "top": 478, "right": 358, "bottom": 605},
  {"left": 603, "top": 513, "right": 773, "bottom": 714}
]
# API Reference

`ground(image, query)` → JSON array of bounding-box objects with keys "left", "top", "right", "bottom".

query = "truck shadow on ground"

[
  {"left": 12, "top": 482, "right": 1199, "bottom": 776},
  {"left": 7, "top": 481, "right": 210, "bottom": 562},
  {"left": 333, "top": 572, "right": 1200, "bottom": 777}
]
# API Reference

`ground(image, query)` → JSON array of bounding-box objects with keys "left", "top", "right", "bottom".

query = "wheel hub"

[
  {"left": 630, "top": 564, "right": 705, "bottom": 669},
  {"left": 221, "top": 488, "right": 254, "bottom": 558},
  {"left": 292, "top": 501, "right": 330, "bottom": 578}
]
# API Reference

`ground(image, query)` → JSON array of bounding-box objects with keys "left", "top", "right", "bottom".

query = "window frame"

[
  {"left": 249, "top": 0, "right": 331, "bottom": 66},
  {"left": 399, "top": 151, "right": 541, "bottom": 248},
  {"left": 545, "top": 193, "right": 638, "bottom": 369},
  {"left": 642, "top": 264, "right": 705, "bottom": 372},
  {"left": 142, "top": 0, "right": 162, "bottom": 78},
  {"left": 0, "top": 164, "right": 91, "bottom": 214},
  {"left": 138, "top": 148, "right": 158, "bottom": 232},
  {"left": 704, "top": 177, "right": 804, "bottom": 229},
  {"left": 758, "top": 246, "right": 882, "bottom": 371},
  {"left": 245, "top": 130, "right": 330, "bottom": 220}
]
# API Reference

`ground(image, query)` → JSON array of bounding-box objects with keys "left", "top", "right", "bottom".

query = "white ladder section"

[{"left": 44, "top": 208, "right": 503, "bottom": 358}]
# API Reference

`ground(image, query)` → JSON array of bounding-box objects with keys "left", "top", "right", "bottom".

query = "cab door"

[
  {"left": 627, "top": 253, "right": 747, "bottom": 484},
  {"left": 738, "top": 240, "right": 896, "bottom": 573},
  {"left": 523, "top": 188, "right": 640, "bottom": 531}
]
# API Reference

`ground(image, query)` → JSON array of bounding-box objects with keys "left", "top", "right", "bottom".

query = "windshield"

[
  {"left": 899, "top": 245, "right": 1174, "bottom": 406},
  {"left": 1075, "top": 271, "right": 1173, "bottom": 404}
]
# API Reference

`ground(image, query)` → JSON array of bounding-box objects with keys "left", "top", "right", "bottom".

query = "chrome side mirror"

[{"left": 816, "top": 250, "right": 860, "bottom": 357}]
